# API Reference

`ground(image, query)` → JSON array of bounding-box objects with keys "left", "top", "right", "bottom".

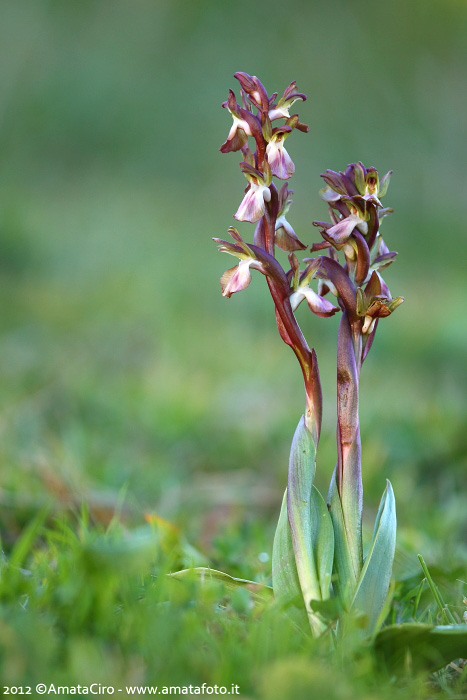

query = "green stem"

[
  {"left": 417, "top": 554, "right": 456, "bottom": 625},
  {"left": 412, "top": 577, "right": 425, "bottom": 619}
]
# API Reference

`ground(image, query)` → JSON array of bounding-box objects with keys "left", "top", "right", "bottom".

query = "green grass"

[{"left": 0, "top": 511, "right": 466, "bottom": 696}]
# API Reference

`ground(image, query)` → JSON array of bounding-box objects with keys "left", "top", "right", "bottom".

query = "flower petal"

[
  {"left": 371, "top": 251, "right": 397, "bottom": 273},
  {"left": 326, "top": 215, "right": 361, "bottom": 246},
  {"left": 219, "top": 126, "right": 248, "bottom": 153},
  {"left": 351, "top": 162, "right": 366, "bottom": 194},
  {"left": 234, "top": 185, "right": 269, "bottom": 223},
  {"left": 266, "top": 142, "right": 295, "bottom": 180},
  {"left": 319, "top": 186, "right": 342, "bottom": 203},
  {"left": 275, "top": 216, "right": 306, "bottom": 251},
  {"left": 379, "top": 170, "right": 393, "bottom": 198},
  {"left": 302, "top": 288, "right": 340, "bottom": 317},
  {"left": 220, "top": 260, "right": 252, "bottom": 298},
  {"left": 268, "top": 106, "right": 290, "bottom": 120},
  {"left": 364, "top": 270, "right": 382, "bottom": 300}
]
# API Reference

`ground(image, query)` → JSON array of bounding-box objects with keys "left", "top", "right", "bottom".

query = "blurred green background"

[{"left": 0, "top": 0, "right": 466, "bottom": 570}]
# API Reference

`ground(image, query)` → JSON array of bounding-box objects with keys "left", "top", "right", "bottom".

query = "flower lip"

[
  {"left": 275, "top": 214, "right": 306, "bottom": 251},
  {"left": 266, "top": 140, "right": 295, "bottom": 180},
  {"left": 289, "top": 285, "right": 340, "bottom": 317},
  {"left": 286, "top": 254, "right": 339, "bottom": 318},
  {"left": 234, "top": 183, "right": 271, "bottom": 223},
  {"left": 221, "top": 260, "right": 253, "bottom": 298}
]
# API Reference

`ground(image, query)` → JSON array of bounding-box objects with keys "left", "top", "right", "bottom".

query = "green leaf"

[
  {"left": 310, "top": 486, "right": 334, "bottom": 601},
  {"left": 328, "top": 469, "right": 359, "bottom": 603},
  {"left": 286, "top": 416, "right": 333, "bottom": 635},
  {"left": 351, "top": 480, "right": 396, "bottom": 635},
  {"left": 272, "top": 489, "right": 302, "bottom": 607},
  {"left": 170, "top": 567, "right": 273, "bottom": 602},
  {"left": 375, "top": 623, "right": 467, "bottom": 672},
  {"left": 272, "top": 486, "right": 333, "bottom": 607},
  {"left": 309, "top": 596, "right": 342, "bottom": 621},
  {"left": 287, "top": 416, "right": 320, "bottom": 606}
]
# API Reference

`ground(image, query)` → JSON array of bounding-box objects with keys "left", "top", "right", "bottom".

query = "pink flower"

[
  {"left": 274, "top": 184, "right": 307, "bottom": 251},
  {"left": 234, "top": 183, "right": 271, "bottom": 223},
  {"left": 214, "top": 227, "right": 269, "bottom": 299},
  {"left": 220, "top": 260, "right": 253, "bottom": 298},
  {"left": 288, "top": 255, "right": 339, "bottom": 318},
  {"left": 268, "top": 81, "right": 306, "bottom": 121},
  {"left": 219, "top": 90, "right": 253, "bottom": 154},
  {"left": 234, "top": 161, "right": 272, "bottom": 224},
  {"left": 290, "top": 285, "right": 339, "bottom": 317},
  {"left": 266, "top": 138, "right": 295, "bottom": 180}
]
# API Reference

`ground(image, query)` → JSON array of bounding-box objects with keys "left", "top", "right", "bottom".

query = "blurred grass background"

[{"left": 0, "top": 0, "right": 466, "bottom": 576}]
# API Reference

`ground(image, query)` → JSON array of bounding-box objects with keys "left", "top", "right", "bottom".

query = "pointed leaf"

[
  {"left": 328, "top": 469, "right": 359, "bottom": 603},
  {"left": 310, "top": 486, "right": 334, "bottom": 600},
  {"left": 351, "top": 480, "right": 397, "bottom": 635},
  {"left": 287, "top": 416, "right": 326, "bottom": 635},
  {"left": 170, "top": 567, "right": 273, "bottom": 602},
  {"left": 287, "top": 417, "right": 319, "bottom": 599},
  {"left": 273, "top": 487, "right": 334, "bottom": 607},
  {"left": 272, "top": 489, "right": 302, "bottom": 607},
  {"left": 375, "top": 623, "right": 467, "bottom": 672}
]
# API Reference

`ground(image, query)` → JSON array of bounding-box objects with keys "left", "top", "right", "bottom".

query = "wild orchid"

[
  {"left": 214, "top": 71, "right": 407, "bottom": 637},
  {"left": 176, "top": 72, "right": 467, "bottom": 669}
]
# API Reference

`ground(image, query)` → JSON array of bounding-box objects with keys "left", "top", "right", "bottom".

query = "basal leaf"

[
  {"left": 272, "top": 486, "right": 334, "bottom": 609},
  {"left": 170, "top": 567, "right": 273, "bottom": 602},
  {"left": 310, "top": 486, "right": 334, "bottom": 601},
  {"left": 272, "top": 489, "right": 302, "bottom": 607},
  {"left": 351, "top": 480, "right": 396, "bottom": 635},
  {"left": 286, "top": 416, "right": 326, "bottom": 635},
  {"left": 328, "top": 469, "right": 359, "bottom": 603},
  {"left": 375, "top": 623, "right": 467, "bottom": 672}
]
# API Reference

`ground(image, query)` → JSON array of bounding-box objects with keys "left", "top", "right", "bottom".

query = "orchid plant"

[
  {"left": 214, "top": 71, "right": 403, "bottom": 638},
  {"left": 175, "top": 72, "right": 467, "bottom": 670}
]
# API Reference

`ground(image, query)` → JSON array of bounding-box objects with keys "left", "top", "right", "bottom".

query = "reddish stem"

[{"left": 262, "top": 196, "right": 322, "bottom": 441}]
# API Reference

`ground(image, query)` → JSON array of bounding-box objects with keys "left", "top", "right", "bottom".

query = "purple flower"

[
  {"left": 319, "top": 162, "right": 392, "bottom": 207},
  {"left": 220, "top": 260, "right": 254, "bottom": 298},
  {"left": 219, "top": 90, "right": 253, "bottom": 154},
  {"left": 266, "top": 126, "right": 295, "bottom": 180},
  {"left": 234, "top": 161, "right": 272, "bottom": 223},
  {"left": 235, "top": 184, "right": 271, "bottom": 223},
  {"left": 214, "top": 228, "right": 264, "bottom": 298},
  {"left": 274, "top": 184, "right": 307, "bottom": 251},
  {"left": 214, "top": 227, "right": 291, "bottom": 300},
  {"left": 326, "top": 211, "right": 367, "bottom": 244},
  {"left": 288, "top": 255, "right": 340, "bottom": 318},
  {"left": 268, "top": 81, "right": 307, "bottom": 122}
]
